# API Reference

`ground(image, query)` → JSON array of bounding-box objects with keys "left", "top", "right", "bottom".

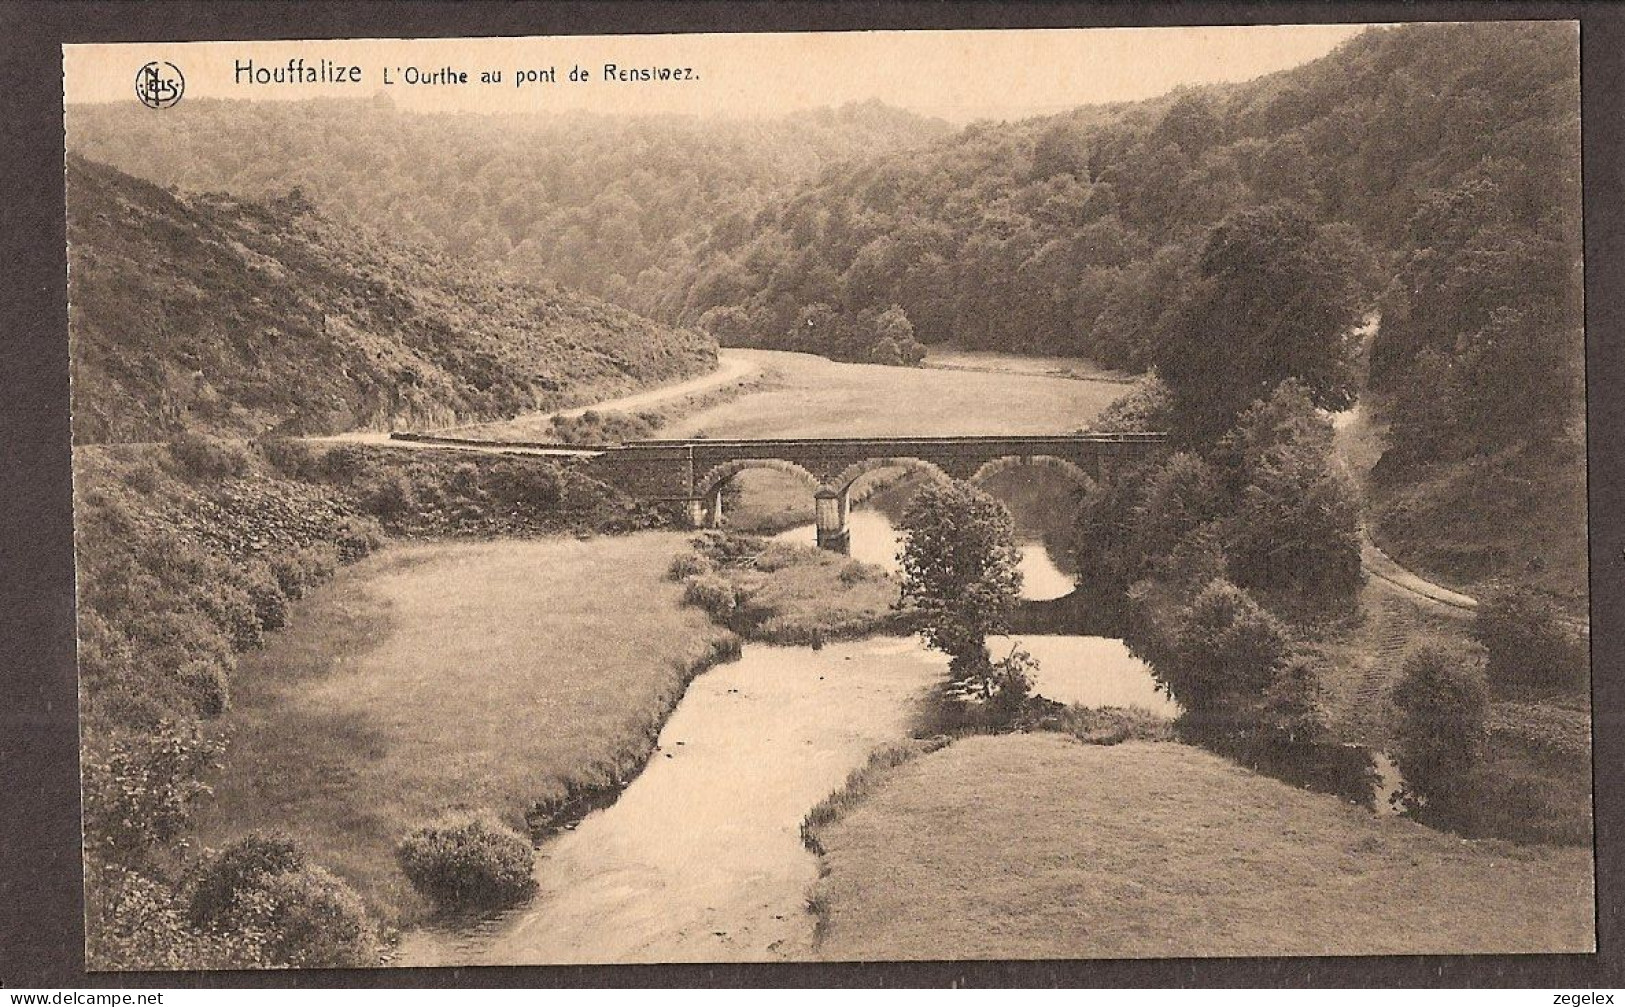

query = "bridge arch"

[
  {"left": 831, "top": 456, "right": 955, "bottom": 496},
  {"left": 967, "top": 454, "right": 1096, "bottom": 492},
  {"left": 696, "top": 457, "right": 822, "bottom": 498}
]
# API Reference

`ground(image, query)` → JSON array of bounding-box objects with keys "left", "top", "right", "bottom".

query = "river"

[{"left": 394, "top": 469, "right": 1175, "bottom": 966}]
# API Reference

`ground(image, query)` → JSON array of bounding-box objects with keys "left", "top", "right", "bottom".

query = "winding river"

[{"left": 395, "top": 472, "right": 1173, "bottom": 965}]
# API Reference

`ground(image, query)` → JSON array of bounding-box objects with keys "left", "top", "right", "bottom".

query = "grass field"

[
  {"left": 192, "top": 532, "right": 736, "bottom": 927},
  {"left": 659, "top": 349, "right": 1130, "bottom": 439},
  {"left": 808, "top": 734, "right": 1594, "bottom": 959}
]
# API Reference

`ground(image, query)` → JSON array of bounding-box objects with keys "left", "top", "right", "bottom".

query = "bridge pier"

[
  {"left": 708, "top": 483, "right": 726, "bottom": 529},
  {"left": 814, "top": 487, "right": 851, "bottom": 554},
  {"left": 685, "top": 497, "right": 706, "bottom": 530}
]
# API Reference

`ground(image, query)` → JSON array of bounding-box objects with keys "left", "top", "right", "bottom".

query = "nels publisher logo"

[{"left": 135, "top": 60, "right": 184, "bottom": 108}]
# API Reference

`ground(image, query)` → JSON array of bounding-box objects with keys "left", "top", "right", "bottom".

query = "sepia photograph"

[{"left": 56, "top": 20, "right": 1592, "bottom": 972}]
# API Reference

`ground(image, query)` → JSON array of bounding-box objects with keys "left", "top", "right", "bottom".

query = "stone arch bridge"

[{"left": 583, "top": 433, "right": 1167, "bottom": 551}]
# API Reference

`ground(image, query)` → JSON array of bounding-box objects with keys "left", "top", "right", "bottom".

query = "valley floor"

[
  {"left": 659, "top": 349, "right": 1129, "bottom": 439},
  {"left": 808, "top": 734, "right": 1595, "bottom": 960},
  {"left": 192, "top": 532, "right": 734, "bottom": 927}
]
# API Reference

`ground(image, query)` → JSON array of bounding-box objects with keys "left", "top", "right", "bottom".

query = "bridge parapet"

[{"left": 584, "top": 434, "right": 1167, "bottom": 548}]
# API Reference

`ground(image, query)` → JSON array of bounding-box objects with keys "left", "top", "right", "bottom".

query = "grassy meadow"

[
  {"left": 659, "top": 349, "right": 1129, "bottom": 439},
  {"left": 193, "top": 532, "right": 736, "bottom": 927},
  {"left": 807, "top": 734, "right": 1595, "bottom": 959}
]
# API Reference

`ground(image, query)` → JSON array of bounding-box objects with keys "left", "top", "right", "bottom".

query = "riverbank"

[
  {"left": 672, "top": 532, "right": 904, "bottom": 645},
  {"left": 193, "top": 532, "right": 737, "bottom": 930},
  {"left": 806, "top": 733, "right": 1595, "bottom": 959},
  {"left": 404, "top": 636, "right": 946, "bottom": 965}
]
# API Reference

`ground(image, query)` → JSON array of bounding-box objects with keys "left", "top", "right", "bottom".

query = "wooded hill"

[
  {"left": 67, "top": 155, "right": 716, "bottom": 443},
  {"left": 665, "top": 22, "right": 1578, "bottom": 374},
  {"left": 66, "top": 99, "right": 950, "bottom": 320}
]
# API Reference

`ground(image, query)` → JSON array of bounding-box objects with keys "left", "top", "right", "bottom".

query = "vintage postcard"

[{"left": 63, "top": 24, "right": 1591, "bottom": 970}]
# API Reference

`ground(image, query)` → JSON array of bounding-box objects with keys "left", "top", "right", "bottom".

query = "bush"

[
  {"left": 125, "top": 457, "right": 167, "bottom": 494},
  {"left": 82, "top": 721, "right": 221, "bottom": 856},
  {"left": 84, "top": 860, "right": 199, "bottom": 971},
  {"left": 169, "top": 433, "right": 252, "bottom": 481},
  {"left": 1256, "top": 651, "right": 1332, "bottom": 746},
  {"left": 331, "top": 515, "right": 385, "bottom": 562},
  {"left": 256, "top": 436, "right": 317, "bottom": 478},
  {"left": 1392, "top": 645, "right": 1490, "bottom": 826},
  {"left": 317, "top": 444, "right": 370, "bottom": 483},
  {"left": 177, "top": 657, "right": 231, "bottom": 718},
  {"left": 486, "top": 460, "right": 564, "bottom": 510},
  {"left": 241, "top": 563, "right": 290, "bottom": 632},
  {"left": 1162, "top": 579, "right": 1289, "bottom": 729},
  {"left": 185, "top": 833, "right": 305, "bottom": 925},
  {"left": 356, "top": 469, "right": 417, "bottom": 520},
  {"left": 247, "top": 865, "right": 374, "bottom": 968},
  {"left": 682, "top": 573, "right": 739, "bottom": 618},
  {"left": 270, "top": 543, "right": 339, "bottom": 600},
  {"left": 195, "top": 579, "right": 264, "bottom": 652},
  {"left": 1473, "top": 586, "right": 1589, "bottom": 694},
  {"left": 186, "top": 833, "right": 373, "bottom": 968},
  {"left": 667, "top": 550, "right": 715, "bottom": 581},
  {"left": 397, "top": 812, "right": 537, "bottom": 910}
]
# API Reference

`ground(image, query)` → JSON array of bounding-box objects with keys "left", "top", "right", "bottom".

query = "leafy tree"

[
  {"left": 1472, "top": 586, "right": 1589, "bottom": 694},
  {"left": 897, "top": 480, "right": 1024, "bottom": 691},
  {"left": 1157, "top": 203, "right": 1368, "bottom": 442},
  {"left": 1160, "top": 578, "right": 1291, "bottom": 732},
  {"left": 1218, "top": 381, "right": 1363, "bottom": 607},
  {"left": 1391, "top": 645, "right": 1490, "bottom": 825}
]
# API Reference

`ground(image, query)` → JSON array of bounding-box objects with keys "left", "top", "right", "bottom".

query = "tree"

[
  {"left": 1472, "top": 586, "right": 1589, "bottom": 694},
  {"left": 868, "top": 305, "right": 926, "bottom": 365},
  {"left": 1162, "top": 579, "right": 1291, "bottom": 732},
  {"left": 1218, "top": 380, "right": 1363, "bottom": 608},
  {"left": 1157, "top": 204, "right": 1368, "bottom": 443},
  {"left": 897, "top": 480, "right": 1024, "bottom": 692},
  {"left": 1392, "top": 645, "right": 1490, "bottom": 826}
]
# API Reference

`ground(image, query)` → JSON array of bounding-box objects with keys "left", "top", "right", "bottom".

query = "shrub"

[
  {"left": 318, "top": 444, "right": 370, "bottom": 483},
  {"left": 240, "top": 563, "right": 290, "bottom": 632},
  {"left": 1392, "top": 644, "right": 1490, "bottom": 826},
  {"left": 331, "top": 515, "right": 385, "bottom": 562},
  {"left": 248, "top": 865, "right": 374, "bottom": 968},
  {"left": 1037, "top": 705, "right": 1177, "bottom": 745},
  {"left": 256, "top": 436, "right": 316, "bottom": 478},
  {"left": 177, "top": 658, "right": 231, "bottom": 718},
  {"left": 124, "top": 457, "right": 167, "bottom": 494},
  {"left": 837, "top": 560, "right": 879, "bottom": 585},
  {"left": 1162, "top": 578, "right": 1289, "bottom": 729},
  {"left": 185, "top": 833, "right": 305, "bottom": 925},
  {"left": 169, "top": 433, "right": 252, "bottom": 481},
  {"left": 667, "top": 550, "right": 715, "bottom": 581},
  {"left": 1473, "top": 586, "right": 1589, "bottom": 694},
  {"left": 1256, "top": 651, "right": 1332, "bottom": 746},
  {"left": 682, "top": 573, "right": 739, "bottom": 618},
  {"left": 356, "top": 469, "right": 417, "bottom": 520},
  {"left": 84, "top": 859, "right": 200, "bottom": 971},
  {"left": 397, "top": 812, "right": 537, "bottom": 910},
  {"left": 753, "top": 542, "right": 804, "bottom": 573},
  {"left": 186, "top": 833, "right": 374, "bottom": 968},
  {"left": 82, "top": 721, "right": 221, "bottom": 857},
  {"left": 195, "top": 579, "right": 264, "bottom": 652},
  {"left": 445, "top": 461, "right": 482, "bottom": 498},
  {"left": 486, "top": 460, "right": 563, "bottom": 510},
  {"left": 690, "top": 530, "right": 766, "bottom": 568},
  {"left": 270, "top": 542, "right": 340, "bottom": 600}
]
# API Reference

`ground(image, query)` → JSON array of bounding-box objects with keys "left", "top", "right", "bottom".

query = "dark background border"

[{"left": 3, "top": 0, "right": 1619, "bottom": 989}]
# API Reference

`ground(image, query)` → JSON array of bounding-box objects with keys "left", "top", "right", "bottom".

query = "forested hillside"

[
  {"left": 666, "top": 22, "right": 1577, "bottom": 371},
  {"left": 66, "top": 99, "right": 949, "bottom": 316},
  {"left": 658, "top": 20, "right": 1584, "bottom": 599},
  {"left": 67, "top": 155, "right": 716, "bottom": 443}
]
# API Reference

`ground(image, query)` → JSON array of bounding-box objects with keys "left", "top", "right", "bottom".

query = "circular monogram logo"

[{"left": 135, "top": 61, "right": 185, "bottom": 109}]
